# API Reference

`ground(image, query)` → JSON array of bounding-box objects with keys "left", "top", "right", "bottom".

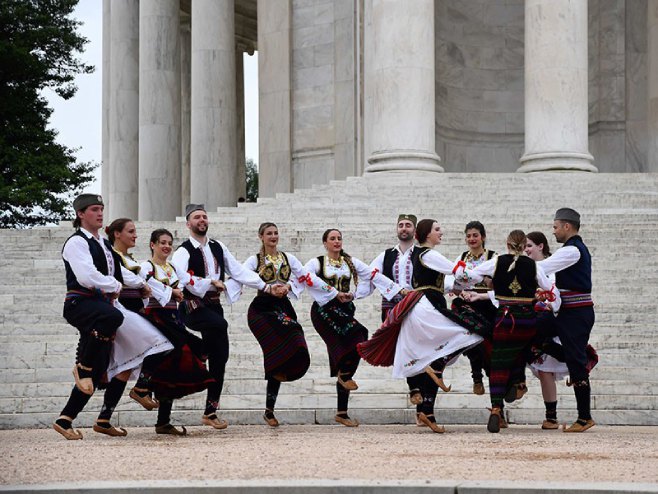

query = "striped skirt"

[
  {"left": 142, "top": 307, "right": 215, "bottom": 400},
  {"left": 489, "top": 303, "right": 536, "bottom": 407},
  {"left": 248, "top": 294, "right": 310, "bottom": 381},
  {"left": 310, "top": 299, "right": 368, "bottom": 377}
]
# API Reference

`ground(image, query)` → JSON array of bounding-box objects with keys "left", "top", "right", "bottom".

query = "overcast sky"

[{"left": 43, "top": 0, "right": 259, "bottom": 195}]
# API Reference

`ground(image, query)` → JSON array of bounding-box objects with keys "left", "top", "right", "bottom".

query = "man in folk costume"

[
  {"left": 369, "top": 214, "right": 416, "bottom": 322},
  {"left": 54, "top": 194, "right": 125, "bottom": 439},
  {"left": 537, "top": 208, "right": 596, "bottom": 432},
  {"left": 368, "top": 215, "right": 419, "bottom": 415},
  {"left": 171, "top": 204, "right": 278, "bottom": 429}
]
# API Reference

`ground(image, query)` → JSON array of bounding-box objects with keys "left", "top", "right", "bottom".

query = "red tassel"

[
  {"left": 452, "top": 260, "right": 466, "bottom": 275},
  {"left": 297, "top": 274, "right": 313, "bottom": 287},
  {"left": 370, "top": 268, "right": 379, "bottom": 280},
  {"left": 187, "top": 270, "right": 195, "bottom": 286}
]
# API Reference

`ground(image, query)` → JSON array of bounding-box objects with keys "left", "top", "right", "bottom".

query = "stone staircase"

[{"left": 1, "top": 172, "right": 657, "bottom": 429}]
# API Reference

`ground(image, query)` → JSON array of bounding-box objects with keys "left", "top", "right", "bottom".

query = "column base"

[
  {"left": 365, "top": 150, "right": 444, "bottom": 174},
  {"left": 518, "top": 152, "right": 597, "bottom": 173}
]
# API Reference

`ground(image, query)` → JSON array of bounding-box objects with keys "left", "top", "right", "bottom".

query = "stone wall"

[{"left": 434, "top": 0, "right": 525, "bottom": 172}]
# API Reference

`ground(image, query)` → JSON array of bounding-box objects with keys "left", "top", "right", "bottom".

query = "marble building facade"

[{"left": 102, "top": 0, "right": 658, "bottom": 221}]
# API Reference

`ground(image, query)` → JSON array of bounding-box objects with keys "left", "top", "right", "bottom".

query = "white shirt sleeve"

[
  {"left": 360, "top": 251, "right": 386, "bottom": 299},
  {"left": 224, "top": 255, "right": 258, "bottom": 304},
  {"left": 303, "top": 257, "right": 338, "bottom": 306},
  {"left": 120, "top": 265, "right": 145, "bottom": 289},
  {"left": 421, "top": 249, "right": 460, "bottom": 275},
  {"left": 171, "top": 245, "right": 213, "bottom": 298},
  {"left": 140, "top": 262, "right": 173, "bottom": 307},
  {"left": 62, "top": 236, "right": 121, "bottom": 294},
  {"left": 538, "top": 246, "right": 581, "bottom": 276},
  {"left": 289, "top": 254, "right": 335, "bottom": 301},
  {"left": 443, "top": 254, "right": 463, "bottom": 293},
  {"left": 353, "top": 257, "right": 401, "bottom": 301},
  {"left": 222, "top": 243, "right": 266, "bottom": 291}
]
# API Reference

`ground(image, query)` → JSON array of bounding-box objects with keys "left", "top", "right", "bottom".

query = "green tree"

[
  {"left": 246, "top": 157, "right": 258, "bottom": 202},
  {"left": 0, "top": 0, "right": 96, "bottom": 228}
]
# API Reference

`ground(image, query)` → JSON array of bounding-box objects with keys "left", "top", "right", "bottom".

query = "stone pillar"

[
  {"left": 109, "top": 0, "right": 139, "bottom": 220},
  {"left": 236, "top": 48, "right": 246, "bottom": 200},
  {"left": 518, "top": 0, "right": 597, "bottom": 172},
  {"left": 191, "top": 0, "right": 237, "bottom": 208},
  {"left": 649, "top": 0, "right": 658, "bottom": 171},
  {"left": 139, "top": 0, "right": 181, "bottom": 220},
  {"left": 181, "top": 21, "right": 191, "bottom": 213},
  {"left": 365, "top": 0, "right": 443, "bottom": 173},
  {"left": 258, "top": 0, "right": 292, "bottom": 197},
  {"left": 101, "top": 0, "right": 110, "bottom": 204}
]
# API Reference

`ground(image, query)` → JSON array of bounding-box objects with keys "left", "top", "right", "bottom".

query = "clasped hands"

[{"left": 336, "top": 292, "right": 354, "bottom": 303}]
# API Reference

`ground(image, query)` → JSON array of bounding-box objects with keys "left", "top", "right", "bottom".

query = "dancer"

[
  {"left": 446, "top": 221, "right": 497, "bottom": 396},
  {"left": 369, "top": 214, "right": 416, "bottom": 322},
  {"left": 226, "top": 222, "right": 325, "bottom": 427},
  {"left": 305, "top": 228, "right": 402, "bottom": 427},
  {"left": 140, "top": 228, "right": 215, "bottom": 435},
  {"left": 536, "top": 208, "right": 596, "bottom": 432},
  {"left": 171, "top": 204, "right": 270, "bottom": 430},
  {"left": 458, "top": 230, "right": 554, "bottom": 433},
  {"left": 524, "top": 231, "right": 568, "bottom": 429},
  {"left": 54, "top": 195, "right": 172, "bottom": 440},
  {"left": 359, "top": 219, "right": 490, "bottom": 433},
  {"left": 368, "top": 214, "right": 420, "bottom": 420}
]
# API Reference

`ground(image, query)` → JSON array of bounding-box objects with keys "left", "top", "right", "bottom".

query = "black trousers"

[{"left": 181, "top": 303, "right": 229, "bottom": 405}]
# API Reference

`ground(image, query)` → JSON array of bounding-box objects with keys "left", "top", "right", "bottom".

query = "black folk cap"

[
  {"left": 185, "top": 203, "right": 206, "bottom": 219},
  {"left": 73, "top": 193, "right": 104, "bottom": 212},
  {"left": 554, "top": 207, "right": 580, "bottom": 223}
]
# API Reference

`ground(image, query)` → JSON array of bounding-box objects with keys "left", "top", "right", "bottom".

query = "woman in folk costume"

[
  {"left": 458, "top": 230, "right": 555, "bottom": 433},
  {"left": 305, "top": 228, "right": 403, "bottom": 427},
  {"left": 525, "top": 231, "right": 567, "bottom": 429},
  {"left": 359, "top": 219, "right": 490, "bottom": 433},
  {"left": 225, "top": 222, "right": 325, "bottom": 427},
  {"left": 107, "top": 219, "right": 212, "bottom": 435},
  {"left": 445, "top": 221, "right": 497, "bottom": 396},
  {"left": 139, "top": 228, "right": 215, "bottom": 435}
]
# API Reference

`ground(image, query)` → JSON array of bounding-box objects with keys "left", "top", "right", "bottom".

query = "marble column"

[
  {"left": 649, "top": 0, "right": 658, "bottom": 172},
  {"left": 108, "top": 0, "right": 139, "bottom": 220},
  {"left": 235, "top": 48, "right": 246, "bottom": 200},
  {"left": 191, "top": 0, "right": 237, "bottom": 208},
  {"left": 258, "top": 0, "right": 292, "bottom": 197},
  {"left": 181, "top": 21, "right": 191, "bottom": 212},
  {"left": 101, "top": 0, "right": 110, "bottom": 204},
  {"left": 138, "top": 0, "right": 181, "bottom": 220},
  {"left": 518, "top": 0, "right": 597, "bottom": 172},
  {"left": 365, "top": 0, "right": 443, "bottom": 173}
]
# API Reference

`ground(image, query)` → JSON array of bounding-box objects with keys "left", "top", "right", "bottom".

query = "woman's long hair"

[{"left": 506, "top": 229, "right": 526, "bottom": 272}]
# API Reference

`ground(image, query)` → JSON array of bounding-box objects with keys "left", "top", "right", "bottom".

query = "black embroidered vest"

[
  {"left": 257, "top": 252, "right": 291, "bottom": 284},
  {"left": 317, "top": 255, "right": 351, "bottom": 292},
  {"left": 555, "top": 236, "right": 592, "bottom": 292},
  {"left": 493, "top": 255, "right": 537, "bottom": 299},
  {"left": 63, "top": 230, "right": 123, "bottom": 292}
]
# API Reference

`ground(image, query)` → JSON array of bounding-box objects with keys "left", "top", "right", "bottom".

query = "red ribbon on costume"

[
  {"left": 494, "top": 306, "right": 516, "bottom": 333},
  {"left": 452, "top": 260, "right": 466, "bottom": 275},
  {"left": 535, "top": 286, "right": 556, "bottom": 302},
  {"left": 187, "top": 270, "right": 195, "bottom": 286},
  {"left": 370, "top": 268, "right": 380, "bottom": 280},
  {"left": 297, "top": 274, "right": 314, "bottom": 287}
]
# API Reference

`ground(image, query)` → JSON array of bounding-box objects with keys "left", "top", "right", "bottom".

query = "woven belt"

[
  {"left": 496, "top": 296, "right": 534, "bottom": 306},
  {"left": 560, "top": 291, "right": 593, "bottom": 308}
]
